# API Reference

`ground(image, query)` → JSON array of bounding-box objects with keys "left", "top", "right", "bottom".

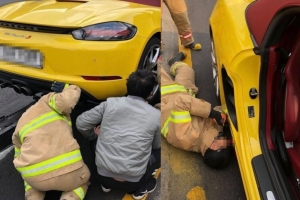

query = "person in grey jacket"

[{"left": 76, "top": 70, "right": 161, "bottom": 200}]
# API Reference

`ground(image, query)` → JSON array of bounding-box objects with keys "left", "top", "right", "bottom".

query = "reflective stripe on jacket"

[
  {"left": 161, "top": 110, "right": 191, "bottom": 137},
  {"left": 17, "top": 150, "right": 82, "bottom": 178},
  {"left": 14, "top": 147, "right": 20, "bottom": 158},
  {"left": 19, "top": 110, "right": 71, "bottom": 144},
  {"left": 73, "top": 187, "right": 85, "bottom": 200},
  {"left": 24, "top": 181, "right": 32, "bottom": 192},
  {"left": 49, "top": 95, "right": 61, "bottom": 114},
  {"left": 161, "top": 84, "right": 187, "bottom": 95}
]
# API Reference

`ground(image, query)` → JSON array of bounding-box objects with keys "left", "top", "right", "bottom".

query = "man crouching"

[{"left": 12, "top": 82, "right": 90, "bottom": 200}]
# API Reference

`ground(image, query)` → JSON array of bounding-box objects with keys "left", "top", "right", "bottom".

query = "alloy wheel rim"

[
  {"left": 142, "top": 44, "right": 160, "bottom": 101},
  {"left": 142, "top": 44, "right": 160, "bottom": 74}
]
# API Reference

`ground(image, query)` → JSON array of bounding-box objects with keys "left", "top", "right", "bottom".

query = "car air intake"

[
  {"left": 0, "top": 21, "right": 75, "bottom": 34},
  {"left": 222, "top": 68, "right": 238, "bottom": 131},
  {"left": 82, "top": 76, "right": 122, "bottom": 81}
]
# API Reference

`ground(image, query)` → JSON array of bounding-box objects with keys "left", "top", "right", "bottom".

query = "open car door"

[{"left": 246, "top": 0, "right": 300, "bottom": 199}]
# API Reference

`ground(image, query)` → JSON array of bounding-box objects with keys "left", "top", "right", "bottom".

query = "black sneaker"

[
  {"left": 146, "top": 177, "right": 157, "bottom": 193},
  {"left": 132, "top": 178, "right": 157, "bottom": 200},
  {"left": 132, "top": 186, "right": 147, "bottom": 200},
  {"left": 167, "top": 52, "right": 187, "bottom": 66}
]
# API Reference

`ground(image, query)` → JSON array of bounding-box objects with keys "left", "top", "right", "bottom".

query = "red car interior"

[
  {"left": 247, "top": 1, "right": 300, "bottom": 196},
  {"left": 284, "top": 31, "right": 300, "bottom": 177},
  {"left": 123, "top": 0, "right": 160, "bottom": 7},
  {"left": 266, "top": 17, "right": 300, "bottom": 196},
  {"left": 267, "top": 17, "right": 300, "bottom": 150},
  {"left": 246, "top": 0, "right": 300, "bottom": 46}
]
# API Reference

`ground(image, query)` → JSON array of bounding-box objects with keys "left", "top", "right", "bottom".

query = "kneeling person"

[
  {"left": 76, "top": 70, "right": 161, "bottom": 200},
  {"left": 12, "top": 82, "right": 90, "bottom": 200}
]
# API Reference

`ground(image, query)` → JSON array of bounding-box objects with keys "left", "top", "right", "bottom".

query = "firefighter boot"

[
  {"left": 185, "top": 42, "right": 202, "bottom": 51},
  {"left": 168, "top": 52, "right": 187, "bottom": 66}
]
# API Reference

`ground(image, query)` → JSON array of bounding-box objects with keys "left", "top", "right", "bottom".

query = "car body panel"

[
  {"left": 211, "top": 0, "right": 300, "bottom": 199},
  {"left": 0, "top": 0, "right": 160, "bottom": 100},
  {"left": 210, "top": 0, "right": 261, "bottom": 199},
  {"left": 0, "top": 0, "right": 158, "bottom": 28},
  {"left": 210, "top": 0, "right": 254, "bottom": 69},
  {"left": 221, "top": 57, "right": 261, "bottom": 200}
]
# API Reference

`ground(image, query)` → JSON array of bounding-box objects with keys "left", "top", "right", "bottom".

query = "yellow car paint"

[
  {"left": 210, "top": 0, "right": 262, "bottom": 199},
  {"left": 0, "top": 0, "right": 160, "bottom": 100}
]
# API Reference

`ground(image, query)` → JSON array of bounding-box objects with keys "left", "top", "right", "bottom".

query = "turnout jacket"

[
  {"left": 161, "top": 67, "right": 221, "bottom": 156},
  {"left": 12, "top": 85, "right": 84, "bottom": 181}
]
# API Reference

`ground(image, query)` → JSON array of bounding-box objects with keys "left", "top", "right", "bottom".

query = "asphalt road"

[
  {"left": 161, "top": 0, "right": 247, "bottom": 199},
  {"left": 0, "top": 0, "right": 20, "bottom": 7}
]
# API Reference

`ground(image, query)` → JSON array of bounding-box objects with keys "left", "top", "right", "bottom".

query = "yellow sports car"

[
  {"left": 210, "top": 0, "right": 300, "bottom": 199},
  {"left": 0, "top": 0, "right": 161, "bottom": 104}
]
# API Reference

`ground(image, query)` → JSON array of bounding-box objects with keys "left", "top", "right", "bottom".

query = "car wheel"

[
  {"left": 211, "top": 37, "right": 220, "bottom": 102},
  {"left": 137, "top": 37, "right": 160, "bottom": 106}
]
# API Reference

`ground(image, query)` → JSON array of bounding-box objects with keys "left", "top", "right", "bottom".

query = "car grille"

[{"left": 0, "top": 21, "right": 75, "bottom": 34}]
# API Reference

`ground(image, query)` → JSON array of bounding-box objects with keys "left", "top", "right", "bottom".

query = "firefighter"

[
  {"left": 12, "top": 82, "right": 90, "bottom": 200},
  {"left": 160, "top": 52, "right": 231, "bottom": 169},
  {"left": 163, "top": 0, "right": 201, "bottom": 51}
]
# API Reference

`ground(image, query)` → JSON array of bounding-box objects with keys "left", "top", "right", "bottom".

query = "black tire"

[{"left": 137, "top": 36, "right": 160, "bottom": 106}]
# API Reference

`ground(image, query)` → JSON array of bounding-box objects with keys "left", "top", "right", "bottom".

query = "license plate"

[{"left": 0, "top": 45, "right": 43, "bottom": 69}]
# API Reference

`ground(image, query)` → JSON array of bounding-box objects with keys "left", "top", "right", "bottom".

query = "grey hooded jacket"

[{"left": 76, "top": 96, "right": 160, "bottom": 182}]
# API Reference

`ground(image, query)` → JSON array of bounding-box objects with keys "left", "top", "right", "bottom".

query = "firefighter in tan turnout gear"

[
  {"left": 163, "top": 0, "right": 201, "bottom": 50},
  {"left": 160, "top": 52, "right": 231, "bottom": 169},
  {"left": 12, "top": 82, "right": 90, "bottom": 200}
]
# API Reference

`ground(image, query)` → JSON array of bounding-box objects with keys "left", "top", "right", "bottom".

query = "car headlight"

[{"left": 71, "top": 22, "right": 137, "bottom": 41}]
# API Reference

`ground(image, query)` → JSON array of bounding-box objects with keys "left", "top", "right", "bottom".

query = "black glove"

[
  {"left": 51, "top": 81, "right": 68, "bottom": 93},
  {"left": 209, "top": 109, "right": 226, "bottom": 126}
]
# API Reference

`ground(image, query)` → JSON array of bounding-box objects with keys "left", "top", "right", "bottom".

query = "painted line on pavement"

[
  {"left": 0, "top": 145, "right": 13, "bottom": 161},
  {"left": 186, "top": 186, "right": 206, "bottom": 200},
  {"left": 178, "top": 36, "right": 208, "bottom": 200}
]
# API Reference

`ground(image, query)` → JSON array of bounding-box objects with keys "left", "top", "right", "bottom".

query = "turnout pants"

[
  {"left": 24, "top": 164, "right": 90, "bottom": 200},
  {"left": 161, "top": 61, "right": 198, "bottom": 95},
  {"left": 163, "top": 0, "right": 194, "bottom": 46}
]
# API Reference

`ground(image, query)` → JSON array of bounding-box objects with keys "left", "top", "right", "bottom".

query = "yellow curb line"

[
  {"left": 122, "top": 168, "right": 161, "bottom": 200},
  {"left": 178, "top": 37, "right": 192, "bottom": 67}
]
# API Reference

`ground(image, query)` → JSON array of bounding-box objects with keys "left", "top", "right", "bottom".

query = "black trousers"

[{"left": 96, "top": 148, "right": 161, "bottom": 194}]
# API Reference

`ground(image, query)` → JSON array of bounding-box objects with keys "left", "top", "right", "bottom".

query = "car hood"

[{"left": 0, "top": 0, "right": 156, "bottom": 27}]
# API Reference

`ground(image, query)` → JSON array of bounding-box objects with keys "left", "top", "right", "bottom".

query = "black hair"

[
  {"left": 126, "top": 70, "right": 156, "bottom": 99},
  {"left": 203, "top": 148, "right": 232, "bottom": 169}
]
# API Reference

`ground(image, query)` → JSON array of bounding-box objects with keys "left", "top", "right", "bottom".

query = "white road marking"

[{"left": 0, "top": 145, "right": 13, "bottom": 161}]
